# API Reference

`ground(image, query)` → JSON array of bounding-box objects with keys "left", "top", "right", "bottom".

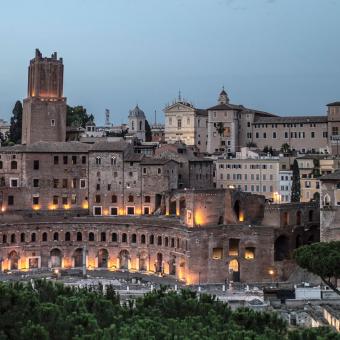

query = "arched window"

[
  {"left": 20, "top": 233, "right": 25, "bottom": 243},
  {"left": 111, "top": 195, "right": 117, "bottom": 203},
  {"left": 157, "top": 236, "right": 162, "bottom": 246},
  {"left": 165, "top": 237, "right": 169, "bottom": 247},
  {"left": 0, "top": 161, "right": 3, "bottom": 169},
  {"left": 324, "top": 194, "right": 331, "bottom": 206},
  {"left": 31, "top": 233, "right": 36, "bottom": 242},
  {"left": 274, "top": 235, "right": 290, "bottom": 261},
  {"left": 128, "top": 195, "right": 134, "bottom": 203},
  {"left": 149, "top": 234, "right": 154, "bottom": 245},
  {"left": 89, "top": 232, "right": 95, "bottom": 241},
  {"left": 11, "top": 161, "right": 17, "bottom": 170},
  {"left": 96, "top": 157, "right": 101, "bottom": 165},
  {"left": 282, "top": 211, "right": 289, "bottom": 226},
  {"left": 11, "top": 233, "right": 16, "bottom": 243},
  {"left": 112, "top": 233, "right": 117, "bottom": 242},
  {"left": 2, "top": 234, "right": 7, "bottom": 243},
  {"left": 139, "top": 121, "right": 143, "bottom": 131},
  {"left": 53, "top": 232, "right": 59, "bottom": 241},
  {"left": 111, "top": 157, "right": 116, "bottom": 165},
  {"left": 42, "top": 232, "right": 47, "bottom": 242},
  {"left": 101, "top": 232, "right": 106, "bottom": 242},
  {"left": 141, "top": 234, "right": 146, "bottom": 244},
  {"left": 131, "top": 234, "right": 137, "bottom": 243},
  {"left": 132, "top": 120, "right": 135, "bottom": 131},
  {"left": 144, "top": 195, "right": 151, "bottom": 203},
  {"left": 77, "top": 232, "right": 82, "bottom": 241},
  {"left": 65, "top": 232, "right": 71, "bottom": 241},
  {"left": 122, "top": 233, "right": 127, "bottom": 243},
  {"left": 296, "top": 211, "right": 302, "bottom": 226}
]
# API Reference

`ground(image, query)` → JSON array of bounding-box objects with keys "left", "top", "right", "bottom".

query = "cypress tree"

[
  {"left": 291, "top": 159, "right": 301, "bottom": 202},
  {"left": 8, "top": 100, "right": 23, "bottom": 144}
]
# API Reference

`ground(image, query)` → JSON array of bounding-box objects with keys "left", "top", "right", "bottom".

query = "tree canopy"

[
  {"left": 66, "top": 105, "right": 94, "bottom": 128},
  {"left": 294, "top": 241, "right": 340, "bottom": 295},
  {"left": 3, "top": 100, "right": 23, "bottom": 146},
  {"left": 0, "top": 280, "right": 338, "bottom": 339}
]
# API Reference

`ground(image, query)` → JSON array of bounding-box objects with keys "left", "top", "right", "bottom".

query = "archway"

[
  {"left": 50, "top": 248, "right": 62, "bottom": 268},
  {"left": 234, "top": 200, "right": 241, "bottom": 221},
  {"left": 98, "top": 249, "right": 109, "bottom": 268},
  {"left": 139, "top": 252, "right": 148, "bottom": 271},
  {"left": 73, "top": 248, "right": 83, "bottom": 268},
  {"left": 119, "top": 250, "right": 130, "bottom": 270},
  {"left": 156, "top": 253, "right": 163, "bottom": 273},
  {"left": 274, "top": 235, "right": 290, "bottom": 261},
  {"left": 229, "top": 259, "right": 240, "bottom": 282},
  {"left": 169, "top": 255, "right": 176, "bottom": 276},
  {"left": 8, "top": 250, "right": 19, "bottom": 270}
]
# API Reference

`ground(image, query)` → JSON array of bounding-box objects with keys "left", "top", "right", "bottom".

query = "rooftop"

[{"left": 254, "top": 115, "right": 327, "bottom": 124}]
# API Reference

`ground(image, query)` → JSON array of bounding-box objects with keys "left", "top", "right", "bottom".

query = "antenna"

[
  {"left": 105, "top": 109, "right": 110, "bottom": 126},
  {"left": 154, "top": 110, "right": 157, "bottom": 125},
  {"left": 178, "top": 89, "right": 182, "bottom": 101}
]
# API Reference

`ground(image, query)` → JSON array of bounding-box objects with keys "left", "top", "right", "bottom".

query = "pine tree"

[
  {"left": 8, "top": 100, "right": 23, "bottom": 144},
  {"left": 291, "top": 159, "right": 301, "bottom": 202}
]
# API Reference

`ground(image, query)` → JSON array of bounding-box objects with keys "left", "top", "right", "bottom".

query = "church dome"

[{"left": 129, "top": 105, "right": 146, "bottom": 118}]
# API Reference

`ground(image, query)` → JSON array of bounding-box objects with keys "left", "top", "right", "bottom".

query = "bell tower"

[{"left": 22, "top": 49, "right": 67, "bottom": 144}]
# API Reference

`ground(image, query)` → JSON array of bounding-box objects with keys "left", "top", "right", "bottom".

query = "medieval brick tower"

[{"left": 22, "top": 49, "right": 66, "bottom": 144}]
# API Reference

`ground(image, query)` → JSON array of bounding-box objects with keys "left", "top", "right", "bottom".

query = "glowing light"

[
  {"left": 32, "top": 205, "right": 40, "bottom": 211},
  {"left": 63, "top": 204, "right": 70, "bottom": 210},
  {"left": 82, "top": 201, "right": 89, "bottom": 209},
  {"left": 239, "top": 212, "right": 245, "bottom": 222},
  {"left": 54, "top": 269, "right": 59, "bottom": 275},
  {"left": 135, "top": 208, "right": 141, "bottom": 215},
  {"left": 63, "top": 258, "right": 72, "bottom": 269},
  {"left": 119, "top": 208, "right": 125, "bottom": 216},
  {"left": 268, "top": 269, "right": 275, "bottom": 276},
  {"left": 103, "top": 209, "right": 109, "bottom": 216},
  {"left": 48, "top": 204, "right": 57, "bottom": 210},
  {"left": 273, "top": 192, "right": 281, "bottom": 204},
  {"left": 1, "top": 207, "right": 5, "bottom": 213},
  {"left": 87, "top": 258, "right": 96, "bottom": 270},
  {"left": 194, "top": 210, "right": 204, "bottom": 226},
  {"left": 244, "top": 248, "right": 255, "bottom": 260}
]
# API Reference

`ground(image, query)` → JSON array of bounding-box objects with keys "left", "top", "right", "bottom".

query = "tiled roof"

[
  {"left": 140, "top": 158, "right": 177, "bottom": 165},
  {"left": 207, "top": 103, "right": 244, "bottom": 111},
  {"left": 254, "top": 115, "right": 327, "bottom": 124},
  {"left": 327, "top": 101, "right": 340, "bottom": 107}
]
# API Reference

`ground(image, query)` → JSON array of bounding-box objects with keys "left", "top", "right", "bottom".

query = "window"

[
  {"left": 72, "top": 178, "right": 77, "bottom": 189},
  {"left": 89, "top": 232, "right": 95, "bottom": 241},
  {"left": 11, "top": 161, "right": 17, "bottom": 170},
  {"left": 127, "top": 206, "right": 135, "bottom": 215},
  {"left": 53, "top": 196, "right": 59, "bottom": 205},
  {"left": 144, "top": 206, "right": 150, "bottom": 215},
  {"left": 101, "top": 232, "right": 106, "bottom": 242},
  {"left": 32, "top": 196, "right": 39, "bottom": 205},
  {"left": 42, "top": 232, "right": 48, "bottom": 242},
  {"left": 53, "top": 232, "right": 59, "bottom": 241},
  {"left": 128, "top": 195, "right": 134, "bottom": 202},
  {"left": 33, "top": 160, "right": 39, "bottom": 170},
  {"left": 51, "top": 119, "right": 55, "bottom": 126},
  {"left": 107, "top": 184, "right": 111, "bottom": 191},
  {"left": 77, "top": 232, "right": 82, "bottom": 241},
  {"left": 111, "top": 157, "right": 116, "bottom": 165},
  {"left": 63, "top": 156, "right": 68, "bottom": 165},
  {"left": 82, "top": 156, "right": 87, "bottom": 164},
  {"left": 72, "top": 156, "right": 77, "bottom": 164},
  {"left": 229, "top": 239, "right": 239, "bottom": 256},
  {"left": 112, "top": 233, "right": 117, "bottom": 242},
  {"left": 143, "top": 167, "right": 147, "bottom": 174},
  {"left": 65, "top": 232, "right": 71, "bottom": 241},
  {"left": 212, "top": 248, "right": 223, "bottom": 260},
  {"left": 80, "top": 179, "right": 86, "bottom": 189},
  {"left": 157, "top": 168, "right": 161, "bottom": 174},
  {"left": 245, "top": 247, "right": 255, "bottom": 260},
  {"left": 157, "top": 236, "right": 162, "bottom": 246},
  {"left": 131, "top": 234, "right": 137, "bottom": 243},
  {"left": 95, "top": 195, "right": 101, "bottom": 203},
  {"left": 96, "top": 183, "right": 100, "bottom": 190},
  {"left": 62, "top": 196, "right": 68, "bottom": 205},
  {"left": 112, "top": 195, "right": 117, "bottom": 203},
  {"left": 94, "top": 206, "right": 102, "bottom": 216},
  {"left": 11, "top": 234, "right": 16, "bottom": 243},
  {"left": 144, "top": 195, "right": 151, "bottom": 203},
  {"left": 62, "top": 179, "right": 68, "bottom": 188},
  {"left": 311, "top": 131, "right": 315, "bottom": 138},
  {"left": 122, "top": 233, "right": 127, "bottom": 243},
  {"left": 71, "top": 194, "right": 77, "bottom": 204},
  {"left": 149, "top": 234, "right": 154, "bottom": 245},
  {"left": 20, "top": 233, "right": 25, "bottom": 242},
  {"left": 96, "top": 157, "right": 101, "bottom": 165},
  {"left": 33, "top": 179, "right": 39, "bottom": 187},
  {"left": 53, "top": 179, "right": 59, "bottom": 188},
  {"left": 141, "top": 234, "right": 146, "bottom": 244},
  {"left": 110, "top": 207, "right": 118, "bottom": 216},
  {"left": 53, "top": 156, "right": 59, "bottom": 165},
  {"left": 30, "top": 233, "right": 36, "bottom": 242},
  {"left": 10, "top": 178, "right": 18, "bottom": 187}
]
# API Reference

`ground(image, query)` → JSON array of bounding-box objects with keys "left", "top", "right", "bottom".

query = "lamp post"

[{"left": 198, "top": 271, "right": 201, "bottom": 292}]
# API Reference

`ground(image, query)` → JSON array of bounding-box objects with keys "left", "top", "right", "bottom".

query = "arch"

[
  {"left": 229, "top": 259, "right": 240, "bottom": 282},
  {"left": 98, "top": 249, "right": 109, "bottom": 268},
  {"left": 296, "top": 211, "right": 302, "bottom": 226},
  {"left": 53, "top": 232, "right": 59, "bottom": 241},
  {"left": 139, "top": 251, "right": 148, "bottom": 271},
  {"left": 122, "top": 233, "right": 127, "bottom": 243},
  {"left": 73, "top": 248, "right": 83, "bottom": 267},
  {"left": 100, "top": 232, "right": 106, "bottom": 242},
  {"left": 8, "top": 250, "right": 19, "bottom": 270},
  {"left": 10, "top": 233, "right": 16, "bottom": 243},
  {"left": 2, "top": 234, "right": 7, "bottom": 243},
  {"left": 0, "top": 161, "right": 2, "bottom": 169},
  {"left": 89, "top": 232, "right": 95, "bottom": 242},
  {"left": 112, "top": 232, "right": 117, "bottom": 242},
  {"left": 65, "top": 232, "right": 71, "bottom": 241},
  {"left": 141, "top": 234, "right": 146, "bottom": 244},
  {"left": 157, "top": 236, "right": 162, "bottom": 246},
  {"left": 149, "top": 234, "right": 154, "bottom": 245},
  {"left": 234, "top": 200, "right": 241, "bottom": 221},
  {"left": 20, "top": 233, "right": 25, "bottom": 243},
  {"left": 10, "top": 160, "right": 17, "bottom": 170},
  {"left": 169, "top": 255, "right": 176, "bottom": 275},
  {"left": 131, "top": 234, "right": 137, "bottom": 243},
  {"left": 274, "top": 235, "right": 290, "bottom": 261},
  {"left": 165, "top": 237, "right": 169, "bottom": 247},
  {"left": 76, "top": 232, "right": 82, "bottom": 241},
  {"left": 31, "top": 233, "right": 36, "bottom": 242},
  {"left": 282, "top": 211, "right": 289, "bottom": 226},
  {"left": 50, "top": 248, "right": 62, "bottom": 268},
  {"left": 42, "top": 232, "right": 47, "bottom": 242},
  {"left": 324, "top": 194, "right": 331, "bottom": 206},
  {"left": 295, "top": 235, "right": 303, "bottom": 249},
  {"left": 119, "top": 250, "right": 130, "bottom": 269},
  {"left": 155, "top": 253, "right": 163, "bottom": 273}
]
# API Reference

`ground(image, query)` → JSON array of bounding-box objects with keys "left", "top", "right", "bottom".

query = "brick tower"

[{"left": 22, "top": 49, "right": 67, "bottom": 144}]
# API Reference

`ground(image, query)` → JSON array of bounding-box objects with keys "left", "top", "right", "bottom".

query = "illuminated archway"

[
  {"left": 229, "top": 259, "right": 240, "bottom": 282},
  {"left": 8, "top": 250, "right": 19, "bottom": 270},
  {"left": 119, "top": 250, "right": 130, "bottom": 270},
  {"left": 50, "top": 248, "right": 62, "bottom": 268},
  {"left": 98, "top": 249, "right": 109, "bottom": 268}
]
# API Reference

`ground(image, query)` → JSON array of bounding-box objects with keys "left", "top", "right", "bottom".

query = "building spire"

[{"left": 178, "top": 89, "right": 182, "bottom": 102}]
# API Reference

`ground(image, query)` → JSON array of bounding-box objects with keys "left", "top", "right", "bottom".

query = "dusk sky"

[{"left": 0, "top": 0, "right": 339, "bottom": 125}]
